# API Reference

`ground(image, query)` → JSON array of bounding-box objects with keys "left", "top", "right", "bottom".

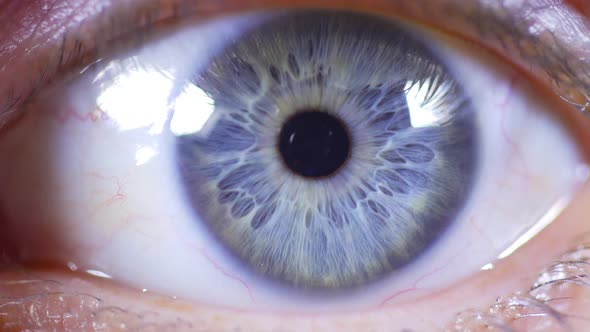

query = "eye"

[{"left": 0, "top": 2, "right": 589, "bottom": 328}]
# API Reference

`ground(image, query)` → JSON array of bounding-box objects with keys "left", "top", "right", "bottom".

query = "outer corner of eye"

[{"left": 0, "top": 7, "right": 587, "bottom": 319}]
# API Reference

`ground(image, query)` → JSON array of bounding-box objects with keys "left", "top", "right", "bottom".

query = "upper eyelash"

[
  {"left": 472, "top": 3, "right": 590, "bottom": 116},
  {"left": 425, "top": 0, "right": 590, "bottom": 116},
  {"left": 0, "top": 0, "right": 588, "bottom": 127}
]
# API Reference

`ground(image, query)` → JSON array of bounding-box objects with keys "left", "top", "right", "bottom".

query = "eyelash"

[{"left": 2, "top": 0, "right": 588, "bottom": 138}]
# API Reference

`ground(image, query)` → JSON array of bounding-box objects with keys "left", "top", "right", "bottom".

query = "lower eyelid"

[{"left": 2, "top": 182, "right": 590, "bottom": 331}]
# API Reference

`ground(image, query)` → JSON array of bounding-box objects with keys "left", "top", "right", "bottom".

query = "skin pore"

[{"left": 1, "top": 0, "right": 590, "bottom": 331}]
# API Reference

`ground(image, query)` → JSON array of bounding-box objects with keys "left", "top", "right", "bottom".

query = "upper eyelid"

[
  {"left": 478, "top": 1, "right": 590, "bottom": 114},
  {"left": 0, "top": 0, "right": 588, "bottom": 125}
]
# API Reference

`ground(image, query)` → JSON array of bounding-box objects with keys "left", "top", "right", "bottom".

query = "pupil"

[{"left": 278, "top": 111, "right": 351, "bottom": 178}]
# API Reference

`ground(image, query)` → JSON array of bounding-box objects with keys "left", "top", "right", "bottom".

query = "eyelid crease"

[{"left": 0, "top": 0, "right": 589, "bottom": 131}]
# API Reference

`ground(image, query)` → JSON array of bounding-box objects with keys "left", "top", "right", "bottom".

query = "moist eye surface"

[{"left": 176, "top": 11, "right": 478, "bottom": 290}]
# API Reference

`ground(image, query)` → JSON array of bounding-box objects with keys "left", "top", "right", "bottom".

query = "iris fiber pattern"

[{"left": 177, "top": 12, "right": 477, "bottom": 290}]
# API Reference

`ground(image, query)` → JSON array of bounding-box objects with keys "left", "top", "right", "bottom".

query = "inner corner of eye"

[{"left": 2, "top": 8, "right": 585, "bottom": 313}]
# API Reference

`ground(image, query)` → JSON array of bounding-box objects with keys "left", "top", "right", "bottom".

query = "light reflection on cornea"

[
  {"left": 94, "top": 58, "right": 174, "bottom": 134},
  {"left": 480, "top": 263, "right": 494, "bottom": 271},
  {"left": 67, "top": 261, "right": 79, "bottom": 272},
  {"left": 497, "top": 195, "right": 578, "bottom": 260},
  {"left": 135, "top": 145, "right": 159, "bottom": 166},
  {"left": 93, "top": 58, "right": 219, "bottom": 138},
  {"left": 79, "top": 59, "right": 104, "bottom": 76},
  {"left": 405, "top": 79, "right": 451, "bottom": 128},
  {"left": 86, "top": 270, "right": 113, "bottom": 279},
  {"left": 169, "top": 84, "right": 216, "bottom": 136},
  {"left": 493, "top": 163, "right": 590, "bottom": 262}
]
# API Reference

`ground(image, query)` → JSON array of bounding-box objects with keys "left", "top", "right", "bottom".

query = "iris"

[{"left": 177, "top": 11, "right": 477, "bottom": 290}]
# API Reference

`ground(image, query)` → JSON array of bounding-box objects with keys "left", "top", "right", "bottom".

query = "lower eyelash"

[
  {"left": 3, "top": 240, "right": 590, "bottom": 330},
  {"left": 447, "top": 243, "right": 590, "bottom": 332}
]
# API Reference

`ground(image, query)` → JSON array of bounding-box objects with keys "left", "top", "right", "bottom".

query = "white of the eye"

[{"left": 0, "top": 13, "right": 585, "bottom": 312}]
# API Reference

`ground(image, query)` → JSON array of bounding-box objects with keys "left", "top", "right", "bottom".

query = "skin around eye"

[{"left": 3, "top": 0, "right": 590, "bottom": 330}]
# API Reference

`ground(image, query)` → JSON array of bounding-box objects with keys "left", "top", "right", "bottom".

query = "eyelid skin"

[{"left": 1, "top": 0, "right": 590, "bottom": 331}]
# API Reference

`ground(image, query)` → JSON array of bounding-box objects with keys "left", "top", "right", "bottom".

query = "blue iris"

[{"left": 176, "top": 11, "right": 477, "bottom": 290}]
